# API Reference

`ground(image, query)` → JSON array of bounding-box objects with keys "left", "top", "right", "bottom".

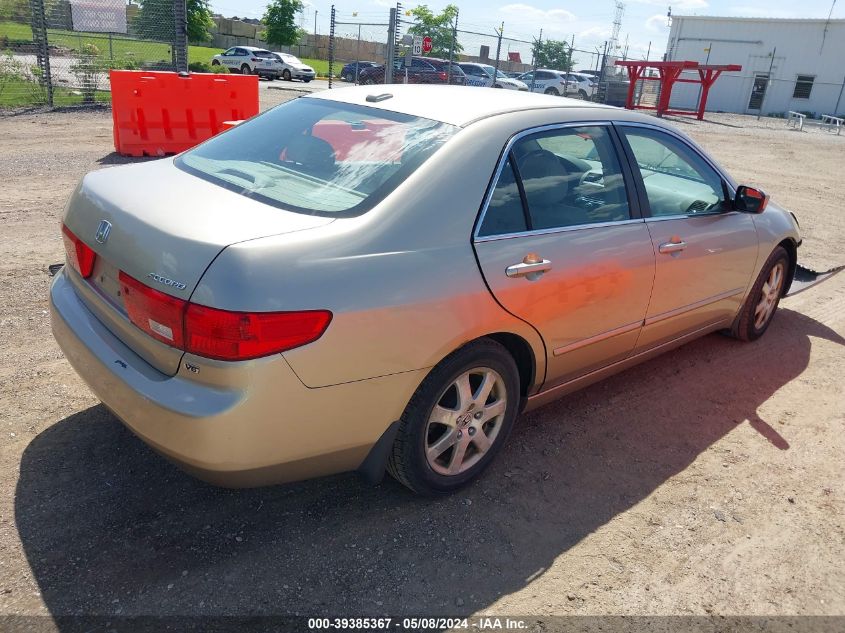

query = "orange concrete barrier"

[{"left": 110, "top": 71, "right": 259, "bottom": 157}]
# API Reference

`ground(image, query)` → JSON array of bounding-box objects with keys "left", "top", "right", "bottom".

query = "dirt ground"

[{"left": 0, "top": 91, "right": 843, "bottom": 625}]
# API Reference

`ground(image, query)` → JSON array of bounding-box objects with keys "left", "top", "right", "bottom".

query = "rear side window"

[
  {"left": 478, "top": 126, "right": 630, "bottom": 236},
  {"left": 478, "top": 158, "right": 527, "bottom": 237},
  {"left": 177, "top": 99, "right": 457, "bottom": 217}
]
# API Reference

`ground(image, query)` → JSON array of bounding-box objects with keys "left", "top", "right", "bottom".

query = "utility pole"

[
  {"left": 314, "top": 9, "right": 318, "bottom": 35},
  {"left": 385, "top": 8, "right": 396, "bottom": 84},
  {"left": 493, "top": 22, "right": 504, "bottom": 86},
  {"left": 530, "top": 28, "right": 542, "bottom": 92},
  {"left": 446, "top": 8, "right": 459, "bottom": 85}
]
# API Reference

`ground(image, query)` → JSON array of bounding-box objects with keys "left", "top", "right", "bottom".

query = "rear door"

[
  {"left": 615, "top": 124, "right": 758, "bottom": 350},
  {"left": 473, "top": 123, "right": 655, "bottom": 388}
]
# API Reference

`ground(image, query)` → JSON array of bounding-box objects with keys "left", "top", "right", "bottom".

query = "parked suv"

[
  {"left": 358, "top": 56, "right": 466, "bottom": 85},
  {"left": 561, "top": 72, "right": 598, "bottom": 99},
  {"left": 458, "top": 63, "right": 528, "bottom": 90},
  {"left": 211, "top": 46, "right": 281, "bottom": 78},
  {"left": 516, "top": 69, "right": 572, "bottom": 95}
]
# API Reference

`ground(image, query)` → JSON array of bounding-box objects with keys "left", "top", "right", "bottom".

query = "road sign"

[
  {"left": 422, "top": 36, "right": 433, "bottom": 53},
  {"left": 412, "top": 36, "right": 423, "bottom": 56}
]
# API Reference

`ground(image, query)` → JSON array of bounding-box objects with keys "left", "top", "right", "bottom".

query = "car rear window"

[
  {"left": 253, "top": 51, "right": 274, "bottom": 58},
  {"left": 176, "top": 98, "right": 457, "bottom": 217}
]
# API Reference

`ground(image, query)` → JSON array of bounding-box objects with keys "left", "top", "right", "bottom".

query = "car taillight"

[
  {"left": 117, "top": 271, "right": 331, "bottom": 361},
  {"left": 185, "top": 304, "right": 332, "bottom": 361},
  {"left": 119, "top": 271, "right": 187, "bottom": 348},
  {"left": 62, "top": 224, "right": 96, "bottom": 278},
  {"left": 438, "top": 71, "right": 447, "bottom": 81}
]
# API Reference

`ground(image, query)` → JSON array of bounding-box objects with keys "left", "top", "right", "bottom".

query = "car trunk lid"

[{"left": 63, "top": 158, "right": 333, "bottom": 375}]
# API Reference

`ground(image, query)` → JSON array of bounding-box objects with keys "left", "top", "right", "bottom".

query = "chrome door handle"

[
  {"left": 506, "top": 254, "right": 552, "bottom": 279},
  {"left": 659, "top": 240, "right": 687, "bottom": 254}
]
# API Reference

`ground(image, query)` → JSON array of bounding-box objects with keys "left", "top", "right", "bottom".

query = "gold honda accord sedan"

[{"left": 51, "top": 85, "right": 803, "bottom": 494}]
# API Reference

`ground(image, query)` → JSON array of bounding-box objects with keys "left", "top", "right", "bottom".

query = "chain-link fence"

[
  {"left": 1, "top": 0, "right": 186, "bottom": 108},
  {"left": 320, "top": 3, "right": 637, "bottom": 107},
  {"left": 326, "top": 8, "right": 389, "bottom": 86}
]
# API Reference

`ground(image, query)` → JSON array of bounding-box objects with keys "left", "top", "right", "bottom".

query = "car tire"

[
  {"left": 342, "top": 73, "right": 352, "bottom": 82},
  {"left": 303, "top": 78, "right": 311, "bottom": 83},
  {"left": 578, "top": 89, "right": 588, "bottom": 100},
  {"left": 240, "top": 64, "right": 250, "bottom": 75},
  {"left": 730, "top": 246, "right": 790, "bottom": 342},
  {"left": 282, "top": 69, "right": 292, "bottom": 81},
  {"left": 211, "top": 59, "right": 220, "bottom": 66},
  {"left": 494, "top": 83, "right": 503, "bottom": 88},
  {"left": 544, "top": 87, "right": 558, "bottom": 95},
  {"left": 387, "top": 339, "right": 520, "bottom": 495}
]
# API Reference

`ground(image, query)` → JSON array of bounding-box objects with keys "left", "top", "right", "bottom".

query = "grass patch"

[
  {"left": 0, "top": 75, "right": 110, "bottom": 107},
  {"left": 2, "top": 21, "right": 221, "bottom": 67},
  {"left": 2, "top": 21, "right": 331, "bottom": 74}
]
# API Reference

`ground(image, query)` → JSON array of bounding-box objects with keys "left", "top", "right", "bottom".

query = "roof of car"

[{"left": 305, "top": 84, "right": 618, "bottom": 128}]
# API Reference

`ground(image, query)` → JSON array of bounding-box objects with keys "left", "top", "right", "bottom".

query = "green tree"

[
  {"left": 187, "top": 0, "right": 214, "bottom": 43},
  {"left": 134, "top": 0, "right": 214, "bottom": 43},
  {"left": 262, "top": 0, "right": 304, "bottom": 48},
  {"left": 532, "top": 39, "right": 572, "bottom": 71},
  {"left": 407, "top": 4, "right": 462, "bottom": 59}
]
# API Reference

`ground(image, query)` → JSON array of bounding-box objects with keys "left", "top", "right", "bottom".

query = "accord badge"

[{"left": 148, "top": 272, "right": 187, "bottom": 290}]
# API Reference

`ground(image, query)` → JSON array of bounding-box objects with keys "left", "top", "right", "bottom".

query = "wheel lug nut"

[
  {"left": 468, "top": 427, "right": 476, "bottom": 436},
  {"left": 457, "top": 430, "right": 463, "bottom": 438},
  {"left": 474, "top": 411, "right": 483, "bottom": 419}
]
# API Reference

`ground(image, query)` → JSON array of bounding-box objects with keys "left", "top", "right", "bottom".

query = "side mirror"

[{"left": 735, "top": 185, "right": 769, "bottom": 214}]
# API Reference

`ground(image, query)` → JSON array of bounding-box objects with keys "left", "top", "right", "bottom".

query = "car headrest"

[
  {"left": 284, "top": 134, "right": 337, "bottom": 174},
  {"left": 518, "top": 149, "right": 571, "bottom": 207}
]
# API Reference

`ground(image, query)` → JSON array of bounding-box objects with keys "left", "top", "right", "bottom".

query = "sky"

[{"left": 209, "top": 0, "right": 844, "bottom": 68}]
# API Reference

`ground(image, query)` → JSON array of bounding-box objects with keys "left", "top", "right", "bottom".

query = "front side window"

[
  {"left": 793, "top": 75, "right": 814, "bottom": 99},
  {"left": 620, "top": 127, "right": 726, "bottom": 217},
  {"left": 223, "top": 48, "right": 236, "bottom": 56},
  {"left": 177, "top": 98, "right": 457, "bottom": 217},
  {"left": 478, "top": 125, "right": 630, "bottom": 236}
]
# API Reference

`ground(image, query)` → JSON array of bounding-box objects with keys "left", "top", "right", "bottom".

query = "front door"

[
  {"left": 616, "top": 125, "right": 759, "bottom": 350},
  {"left": 748, "top": 74, "right": 769, "bottom": 111},
  {"left": 474, "top": 124, "right": 655, "bottom": 388}
]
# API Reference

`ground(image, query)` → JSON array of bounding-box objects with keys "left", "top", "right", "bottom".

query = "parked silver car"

[
  {"left": 271, "top": 52, "right": 316, "bottom": 82},
  {"left": 211, "top": 46, "right": 281, "bottom": 78},
  {"left": 52, "top": 85, "right": 805, "bottom": 494}
]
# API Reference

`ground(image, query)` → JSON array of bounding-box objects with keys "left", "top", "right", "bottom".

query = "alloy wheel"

[
  {"left": 754, "top": 261, "right": 785, "bottom": 329},
  {"left": 424, "top": 367, "right": 507, "bottom": 476}
]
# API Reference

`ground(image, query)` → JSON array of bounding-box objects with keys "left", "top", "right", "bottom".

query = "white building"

[{"left": 664, "top": 16, "right": 845, "bottom": 117}]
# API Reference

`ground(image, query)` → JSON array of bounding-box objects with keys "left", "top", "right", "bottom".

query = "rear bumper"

[{"left": 50, "top": 271, "right": 424, "bottom": 487}]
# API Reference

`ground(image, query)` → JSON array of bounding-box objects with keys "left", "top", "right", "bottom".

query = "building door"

[{"left": 747, "top": 74, "right": 768, "bottom": 111}]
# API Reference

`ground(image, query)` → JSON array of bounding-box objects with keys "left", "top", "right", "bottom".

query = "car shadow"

[
  {"left": 15, "top": 309, "right": 843, "bottom": 619},
  {"left": 97, "top": 152, "right": 161, "bottom": 166}
]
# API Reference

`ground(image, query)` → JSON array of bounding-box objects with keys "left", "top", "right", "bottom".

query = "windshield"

[
  {"left": 176, "top": 99, "right": 457, "bottom": 218},
  {"left": 284, "top": 55, "right": 303, "bottom": 65}
]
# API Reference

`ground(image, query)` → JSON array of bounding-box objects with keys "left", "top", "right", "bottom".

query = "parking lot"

[{"left": 0, "top": 90, "right": 843, "bottom": 621}]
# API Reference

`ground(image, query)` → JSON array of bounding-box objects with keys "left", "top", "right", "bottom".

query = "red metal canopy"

[{"left": 614, "top": 60, "right": 742, "bottom": 120}]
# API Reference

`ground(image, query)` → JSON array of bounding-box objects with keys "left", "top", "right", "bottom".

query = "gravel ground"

[{"left": 0, "top": 95, "right": 843, "bottom": 624}]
